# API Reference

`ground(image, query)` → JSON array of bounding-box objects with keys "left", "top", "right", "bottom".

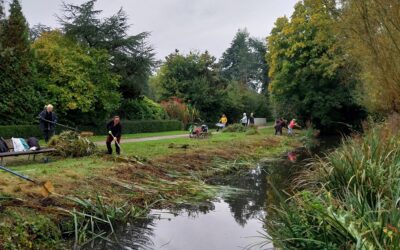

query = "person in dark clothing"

[
  {"left": 106, "top": 116, "right": 122, "bottom": 155},
  {"left": 274, "top": 118, "right": 286, "bottom": 135},
  {"left": 249, "top": 113, "right": 255, "bottom": 125},
  {"left": 38, "top": 104, "right": 58, "bottom": 142}
]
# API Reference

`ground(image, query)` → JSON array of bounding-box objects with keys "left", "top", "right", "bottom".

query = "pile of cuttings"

[{"left": 48, "top": 131, "right": 96, "bottom": 157}]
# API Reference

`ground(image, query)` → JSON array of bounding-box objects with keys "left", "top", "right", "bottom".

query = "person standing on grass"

[
  {"left": 38, "top": 104, "right": 58, "bottom": 143},
  {"left": 249, "top": 113, "right": 255, "bottom": 126},
  {"left": 106, "top": 116, "right": 122, "bottom": 155},
  {"left": 241, "top": 113, "right": 248, "bottom": 126},
  {"left": 274, "top": 118, "right": 282, "bottom": 135},
  {"left": 217, "top": 114, "right": 228, "bottom": 132},
  {"left": 288, "top": 119, "right": 300, "bottom": 136}
]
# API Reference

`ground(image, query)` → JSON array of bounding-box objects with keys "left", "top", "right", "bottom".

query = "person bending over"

[{"left": 106, "top": 116, "right": 122, "bottom": 155}]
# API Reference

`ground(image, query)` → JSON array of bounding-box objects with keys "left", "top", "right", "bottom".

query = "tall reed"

[{"left": 266, "top": 120, "right": 400, "bottom": 249}]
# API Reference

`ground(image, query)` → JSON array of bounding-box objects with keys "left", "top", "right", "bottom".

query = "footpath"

[
  {"left": 95, "top": 126, "right": 270, "bottom": 146},
  {"left": 95, "top": 133, "right": 188, "bottom": 145}
]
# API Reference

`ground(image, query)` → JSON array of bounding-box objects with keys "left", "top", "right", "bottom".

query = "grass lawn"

[{"left": 89, "top": 130, "right": 188, "bottom": 142}]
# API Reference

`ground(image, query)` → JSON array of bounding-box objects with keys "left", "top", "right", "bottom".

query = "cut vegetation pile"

[
  {"left": 48, "top": 131, "right": 96, "bottom": 157},
  {"left": 223, "top": 124, "right": 259, "bottom": 135}
]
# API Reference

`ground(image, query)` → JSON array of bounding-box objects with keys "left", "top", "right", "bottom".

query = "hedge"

[
  {"left": 0, "top": 120, "right": 184, "bottom": 139},
  {"left": 0, "top": 125, "right": 43, "bottom": 139}
]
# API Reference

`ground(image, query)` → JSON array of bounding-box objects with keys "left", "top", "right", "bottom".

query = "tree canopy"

[
  {"left": 152, "top": 50, "right": 270, "bottom": 122},
  {"left": 32, "top": 31, "right": 121, "bottom": 124},
  {"left": 220, "top": 29, "right": 269, "bottom": 91},
  {"left": 340, "top": 0, "right": 400, "bottom": 115},
  {"left": 152, "top": 51, "right": 226, "bottom": 120},
  {"left": 59, "top": 0, "right": 155, "bottom": 99},
  {"left": 267, "top": 0, "right": 365, "bottom": 132}
]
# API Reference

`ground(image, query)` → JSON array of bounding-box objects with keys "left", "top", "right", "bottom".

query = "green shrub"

[
  {"left": 245, "top": 127, "right": 259, "bottom": 135},
  {"left": 0, "top": 125, "right": 42, "bottom": 139},
  {"left": 223, "top": 124, "right": 259, "bottom": 133},
  {"left": 160, "top": 97, "right": 200, "bottom": 127},
  {"left": 119, "top": 96, "right": 168, "bottom": 120},
  {"left": 0, "top": 120, "right": 183, "bottom": 139},
  {"left": 48, "top": 131, "right": 96, "bottom": 157}
]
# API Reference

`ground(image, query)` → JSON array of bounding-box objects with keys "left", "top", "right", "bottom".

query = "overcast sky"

[{"left": 15, "top": 0, "right": 298, "bottom": 60}]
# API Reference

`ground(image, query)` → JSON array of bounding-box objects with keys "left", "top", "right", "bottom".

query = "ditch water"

[{"left": 89, "top": 139, "right": 338, "bottom": 250}]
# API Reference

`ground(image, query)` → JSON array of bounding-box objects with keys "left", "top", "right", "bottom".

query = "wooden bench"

[{"left": 0, "top": 139, "right": 56, "bottom": 165}]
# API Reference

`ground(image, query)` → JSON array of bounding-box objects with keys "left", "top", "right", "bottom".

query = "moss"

[{"left": 0, "top": 208, "right": 63, "bottom": 250}]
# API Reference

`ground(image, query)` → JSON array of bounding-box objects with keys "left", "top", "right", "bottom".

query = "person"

[
  {"left": 38, "top": 104, "right": 58, "bottom": 143},
  {"left": 241, "top": 113, "right": 248, "bottom": 126},
  {"left": 216, "top": 114, "right": 228, "bottom": 132},
  {"left": 288, "top": 119, "right": 300, "bottom": 136},
  {"left": 106, "top": 116, "right": 122, "bottom": 155},
  {"left": 249, "top": 113, "right": 255, "bottom": 125},
  {"left": 274, "top": 118, "right": 282, "bottom": 135}
]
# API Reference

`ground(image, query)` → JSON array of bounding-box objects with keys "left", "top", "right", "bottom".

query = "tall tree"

[
  {"left": 0, "top": 0, "right": 40, "bottom": 125},
  {"left": 267, "top": 0, "right": 365, "bottom": 132},
  {"left": 341, "top": 0, "right": 400, "bottom": 115},
  {"left": 59, "top": 0, "right": 155, "bottom": 99},
  {"left": 32, "top": 31, "right": 121, "bottom": 125},
  {"left": 153, "top": 51, "right": 226, "bottom": 120},
  {"left": 0, "top": 0, "right": 5, "bottom": 41},
  {"left": 30, "top": 23, "right": 51, "bottom": 41},
  {"left": 220, "top": 29, "right": 269, "bottom": 91}
]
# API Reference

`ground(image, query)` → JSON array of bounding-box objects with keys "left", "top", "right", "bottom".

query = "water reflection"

[
  {"left": 88, "top": 162, "right": 282, "bottom": 250},
  {"left": 208, "top": 166, "right": 268, "bottom": 227}
]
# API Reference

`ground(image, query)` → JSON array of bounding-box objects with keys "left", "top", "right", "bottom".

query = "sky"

[{"left": 15, "top": 0, "right": 298, "bottom": 60}]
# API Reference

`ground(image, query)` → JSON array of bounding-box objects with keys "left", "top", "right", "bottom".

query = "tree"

[
  {"left": 222, "top": 82, "right": 270, "bottom": 123},
  {"left": 0, "top": 0, "right": 5, "bottom": 42},
  {"left": 340, "top": 0, "right": 400, "bottom": 115},
  {"left": 59, "top": 0, "right": 155, "bottom": 99},
  {"left": 30, "top": 23, "right": 51, "bottom": 41},
  {"left": 220, "top": 29, "right": 269, "bottom": 91},
  {"left": 0, "top": 0, "right": 40, "bottom": 125},
  {"left": 32, "top": 31, "right": 120, "bottom": 125},
  {"left": 267, "top": 0, "right": 365, "bottom": 132},
  {"left": 153, "top": 51, "right": 226, "bottom": 121}
]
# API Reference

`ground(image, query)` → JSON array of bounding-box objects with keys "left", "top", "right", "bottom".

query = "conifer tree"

[{"left": 0, "top": 0, "right": 40, "bottom": 124}]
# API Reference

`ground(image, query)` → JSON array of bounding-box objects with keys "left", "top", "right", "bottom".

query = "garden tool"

[
  {"left": 0, "top": 165, "right": 54, "bottom": 197},
  {"left": 108, "top": 131, "right": 122, "bottom": 151}
]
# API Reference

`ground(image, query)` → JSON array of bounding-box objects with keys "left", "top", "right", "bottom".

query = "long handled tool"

[
  {"left": 38, "top": 117, "right": 79, "bottom": 132},
  {"left": 0, "top": 165, "right": 54, "bottom": 197},
  {"left": 108, "top": 131, "right": 122, "bottom": 150}
]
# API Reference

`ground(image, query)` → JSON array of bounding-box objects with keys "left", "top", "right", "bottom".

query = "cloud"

[{"left": 19, "top": 0, "right": 298, "bottom": 59}]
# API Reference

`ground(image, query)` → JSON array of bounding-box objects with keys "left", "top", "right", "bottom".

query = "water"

[
  {"left": 147, "top": 200, "right": 269, "bottom": 250},
  {"left": 89, "top": 151, "right": 315, "bottom": 250}
]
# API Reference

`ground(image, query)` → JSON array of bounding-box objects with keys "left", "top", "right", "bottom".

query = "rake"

[{"left": 0, "top": 165, "right": 54, "bottom": 197}]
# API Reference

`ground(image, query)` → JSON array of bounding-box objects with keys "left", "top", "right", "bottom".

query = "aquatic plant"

[
  {"left": 299, "top": 127, "right": 319, "bottom": 153},
  {"left": 265, "top": 121, "right": 400, "bottom": 249},
  {"left": 64, "top": 195, "right": 150, "bottom": 247}
]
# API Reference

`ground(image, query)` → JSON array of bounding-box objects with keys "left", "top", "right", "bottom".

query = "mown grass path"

[{"left": 95, "top": 126, "right": 270, "bottom": 145}]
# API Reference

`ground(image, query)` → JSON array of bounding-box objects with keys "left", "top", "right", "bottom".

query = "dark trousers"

[
  {"left": 106, "top": 135, "right": 121, "bottom": 155},
  {"left": 275, "top": 126, "right": 283, "bottom": 135},
  {"left": 43, "top": 129, "right": 54, "bottom": 143}
]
